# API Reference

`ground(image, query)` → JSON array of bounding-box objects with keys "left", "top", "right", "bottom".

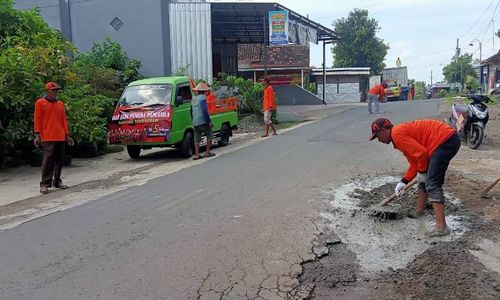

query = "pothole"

[
  {"left": 299, "top": 175, "right": 470, "bottom": 299},
  {"left": 323, "top": 175, "right": 469, "bottom": 274}
]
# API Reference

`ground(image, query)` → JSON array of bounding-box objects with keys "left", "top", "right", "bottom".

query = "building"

[
  {"left": 311, "top": 67, "right": 371, "bottom": 103},
  {"left": 238, "top": 44, "right": 310, "bottom": 86},
  {"left": 480, "top": 51, "right": 500, "bottom": 94},
  {"left": 15, "top": 0, "right": 339, "bottom": 87}
]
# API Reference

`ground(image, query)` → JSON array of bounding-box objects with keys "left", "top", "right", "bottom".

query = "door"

[{"left": 171, "top": 83, "right": 193, "bottom": 143}]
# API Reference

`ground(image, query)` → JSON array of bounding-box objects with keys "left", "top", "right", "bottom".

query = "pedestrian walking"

[
  {"left": 409, "top": 84, "right": 416, "bottom": 101},
  {"left": 191, "top": 82, "right": 215, "bottom": 160},
  {"left": 262, "top": 77, "right": 277, "bottom": 137},
  {"left": 34, "top": 82, "right": 74, "bottom": 194},
  {"left": 369, "top": 118, "right": 460, "bottom": 237},
  {"left": 368, "top": 82, "right": 388, "bottom": 114}
]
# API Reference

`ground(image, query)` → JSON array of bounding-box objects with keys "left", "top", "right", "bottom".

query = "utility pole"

[
  {"left": 431, "top": 70, "right": 433, "bottom": 86},
  {"left": 263, "top": 13, "right": 268, "bottom": 77}
]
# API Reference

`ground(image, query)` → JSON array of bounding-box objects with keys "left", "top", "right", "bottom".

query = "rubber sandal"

[
  {"left": 205, "top": 153, "right": 216, "bottom": 158},
  {"left": 193, "top": 156, "right": 204, "bottom": 160}
]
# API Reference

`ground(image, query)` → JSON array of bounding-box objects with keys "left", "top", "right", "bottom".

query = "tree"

[
  {"left": 414, "top": 81, "right": 426, "bottom": 100},
  {"left": 331, "top": 9, "right": 389, "bottom": 74},
  {"left": 442, "top": 54, "right": 476, "bottom": 87}
]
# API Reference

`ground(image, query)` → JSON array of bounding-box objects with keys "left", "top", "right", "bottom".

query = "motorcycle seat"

[{"left": 454, "top": 103, "right": 469, "bottom": 113}]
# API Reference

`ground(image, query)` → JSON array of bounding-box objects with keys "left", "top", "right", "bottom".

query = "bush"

[
  {"left": 0, "top": 1, "right": 142, "bottom": 166},
  {"left": 213, "top": 75, "right": 265, "bottom": 115},
  {"left": 60, "top": 85, "right": 115, "bottom": 146}
]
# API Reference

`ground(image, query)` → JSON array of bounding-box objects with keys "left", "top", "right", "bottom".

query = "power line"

[{"left": 459, "top": 0, "right": 496, "bottom": 40}]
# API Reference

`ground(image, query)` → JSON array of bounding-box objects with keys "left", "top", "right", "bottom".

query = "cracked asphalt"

[{"left": 0, "top": 101, "right": 439, "bottom": 299}]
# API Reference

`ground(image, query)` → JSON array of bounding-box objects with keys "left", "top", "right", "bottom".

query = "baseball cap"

[
  {"left": 45, "top": 82, "right": 62, "bottom": 91},
  {"left": 369, "top": 118, "right": 393, "bottom": 140}
]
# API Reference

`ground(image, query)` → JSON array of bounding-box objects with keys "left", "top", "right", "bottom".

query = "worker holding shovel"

[{"left": 369, "top": 118, "right": 460, "bottom": 237}]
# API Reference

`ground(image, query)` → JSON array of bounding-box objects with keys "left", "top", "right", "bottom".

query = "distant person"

[
  {"left": 262, "top": 77, "right": 277, "bottom": 137},
  {"left": 369, "top": 118, "right": 460, "bottom": 237},
  {"left": 409, "top": 84, "right": 416, "bottom": 100},
  {"left": 191, "top": 82, "right": 215, "bottom": 160},
  {"left": 34, "top": 82, "right": 75, "bottom": 194},
  {"left": 368, "top": 82, "right": 388, "bottom": 114}
]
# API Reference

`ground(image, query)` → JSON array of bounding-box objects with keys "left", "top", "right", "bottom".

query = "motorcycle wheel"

[{"left": 467, "top": 124, "right": 484, "bottom": 149}]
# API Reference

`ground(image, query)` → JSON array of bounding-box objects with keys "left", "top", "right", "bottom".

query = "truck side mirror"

[{"left": 175, "top": 96, "right": 184, "bottom": 106}]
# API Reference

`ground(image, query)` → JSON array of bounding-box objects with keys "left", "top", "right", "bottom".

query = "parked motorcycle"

[{"left": 448, "top": 94, "right": 489, "bottom": 149}]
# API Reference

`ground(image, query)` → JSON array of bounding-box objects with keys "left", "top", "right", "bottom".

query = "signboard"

[
  {"left": 108, "top": 106, "right": 172, "bottom": 145},
  {"left": 269, "top": 10, "right": 289, "bottom": 45}
]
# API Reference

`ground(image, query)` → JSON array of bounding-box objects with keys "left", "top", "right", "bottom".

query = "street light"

[
  {"left": 469, "top": 39, "right": 483, "bottom": 92},
  {"left": 469, "top": 39, "right": 482, "bottom": 63}
]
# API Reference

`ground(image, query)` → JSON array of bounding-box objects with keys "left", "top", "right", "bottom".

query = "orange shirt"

[
  {"left": 391, "top": 119, "right": 456, "bottom": 182},
  {"left": 34, "top": 97, "right": 69, "bottom": 142},
  {"left": 369, "top": 84, "right": 386, "bottom": 100},
  {"left": 207, "top": 92, "right": 216, "bottom": 112},
  {"left": 263, "top": 85, "right": 276, "bottom": 111}
]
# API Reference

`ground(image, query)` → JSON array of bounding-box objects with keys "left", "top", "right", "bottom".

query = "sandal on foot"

[
  {"left": 193, "top": 156, "right": 204, "bottom": 160},
  {"left": 205, "top": 153, "right": 216, "bottom": 158}
]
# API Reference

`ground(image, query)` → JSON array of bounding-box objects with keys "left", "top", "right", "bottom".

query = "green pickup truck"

[{"left": 108, "top": 76, "right": 239, "bottom": 159}]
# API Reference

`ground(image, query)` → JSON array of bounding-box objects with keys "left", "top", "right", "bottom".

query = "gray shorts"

[{"left": 194, "top": 124, "right": 213, "bottom": 144}]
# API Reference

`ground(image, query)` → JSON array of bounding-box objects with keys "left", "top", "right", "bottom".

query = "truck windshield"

[
  {"left": 118, "top": 84, "right": 173, "bottom": 107},
  {"left": 386, "top": 81, "right": 398, "bottom": 88}
]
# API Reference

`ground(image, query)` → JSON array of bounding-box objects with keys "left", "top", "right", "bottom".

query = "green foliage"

[
  {"left": 173, "top": 64, "right": 191, "bottom": 76},
  {"left": 76, "top": 37, "right": 128, "bottom": 71},
  {"left": 437, "top": 89, "right": 449, "bottom": 98},
  {"left": 0, "top": 1, "right": 142, "bottom": 166},
  {"left": 464, "top": 75, "right": 480, "bottom": 93},
  {"left": 60, "top": 85, "right": 115, "bottom": 144},
  {"left": 443, "top": 54, "right": 476, "bottom": 86},
  {"left": 414, "top": 81, "right": 426, "bottom": 100},
  {"left": 0, "top": 0, "right": 74, "bottom": 165},
  {"left": 332, "top": 9, "right": 389, "bottom": 74},
  {"left": 213, "top": 75, "right": 265, "bottom": 115}
]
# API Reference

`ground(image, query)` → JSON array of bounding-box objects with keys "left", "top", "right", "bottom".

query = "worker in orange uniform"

[
  {"left": 409, "top": 84, "right": 416, "bottom": 101},
  {"left": 262, "top": 77, "right": 277, "bottom": 137},
  {"left": 206, "top": 86, "right": 216, "bottom": 112},
  {"left": 34, "top": 82, "right": 75, "bottom": 194},
  {"left": 368, "top": 82, "right": 388, "bottom": 114},
  {"left": 369, "top": 118, "right": 460, "bottom": 237}
]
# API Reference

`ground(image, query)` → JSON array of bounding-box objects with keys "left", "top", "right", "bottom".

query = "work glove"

[
  {"left": 416, "top": 172, "right": 427, "bottom": 184},
  {"left": 395, "top": 181, "right": 406, "bottom": 197}
]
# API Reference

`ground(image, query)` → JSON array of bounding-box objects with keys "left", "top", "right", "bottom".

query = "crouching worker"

[{"left": 369, "top": 118, "right": 460, "bottom": 237}]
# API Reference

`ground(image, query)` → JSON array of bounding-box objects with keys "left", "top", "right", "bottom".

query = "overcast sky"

[{"left": 212, "top": 0, "right": 500, "bottom": 84}]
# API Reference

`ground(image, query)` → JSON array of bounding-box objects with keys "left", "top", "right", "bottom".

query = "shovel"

[
  {"left": 379, "top": 179, "right": 418, "bottom": 206},
  {"left": 480, "top": 177, "right": 500, "bottom": 198},
  {"left": 370, "top": 179, "right": 418, "bottom": 220}
]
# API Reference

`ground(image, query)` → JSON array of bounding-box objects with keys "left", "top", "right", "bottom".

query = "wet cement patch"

[{"left": 297, "top": 175, "right": 500, "bottom": 300}]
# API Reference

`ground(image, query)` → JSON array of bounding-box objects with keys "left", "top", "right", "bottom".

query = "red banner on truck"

[{"left": 108, "top": 106, "right": 172, "bottom": 144}]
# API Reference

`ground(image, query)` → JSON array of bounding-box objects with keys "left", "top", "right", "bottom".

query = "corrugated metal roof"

[{"left": 170, "top": 2, "right": 213, "bottom": 83}]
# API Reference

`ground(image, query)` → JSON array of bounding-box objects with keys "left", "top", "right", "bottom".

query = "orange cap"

[{"left": 45, "top": 82, "right": 62, "bottom": 91}]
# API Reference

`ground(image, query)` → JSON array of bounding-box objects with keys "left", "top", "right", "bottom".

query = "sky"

[{"left": 211, "top": 0, "right": 500, "bottom": 84}]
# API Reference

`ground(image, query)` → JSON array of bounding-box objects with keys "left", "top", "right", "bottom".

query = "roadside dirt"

[{"left": 300, "top": 171, "right": 500, "bottom": 299}]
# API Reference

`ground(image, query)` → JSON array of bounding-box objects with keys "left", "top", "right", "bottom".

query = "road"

[{"left": 0, "top": 101, "right": 440, "bottom": 299}]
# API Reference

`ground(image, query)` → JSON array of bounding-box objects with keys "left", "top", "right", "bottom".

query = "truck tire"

[
  {"left": 180, "top": 131, "right": 194, "bottom": 158},
  {"left": 127, "top": 145, "right": 141, "bottom": 159},
  {"left": 218, "top": 124, "right": 230, "bottom": 147}
]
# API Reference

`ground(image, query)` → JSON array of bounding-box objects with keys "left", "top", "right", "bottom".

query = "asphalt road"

[{"left": 0, "top": 101, "right": 440, "bottom": 299}]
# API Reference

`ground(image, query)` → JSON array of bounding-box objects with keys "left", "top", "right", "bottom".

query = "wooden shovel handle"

[
  {"left": 379, "top": 179, "right": 418, "bottom": 206},
  {"left": 480, "top": 177, "right": 500, "bottom": 198}
]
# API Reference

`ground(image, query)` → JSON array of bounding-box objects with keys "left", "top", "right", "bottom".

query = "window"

[
  {"left": 118, "top": 84, "right": 173, "bottom": 107},
  {"left": 177, "top": 85, "right": 192, "bottom": 103}
]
